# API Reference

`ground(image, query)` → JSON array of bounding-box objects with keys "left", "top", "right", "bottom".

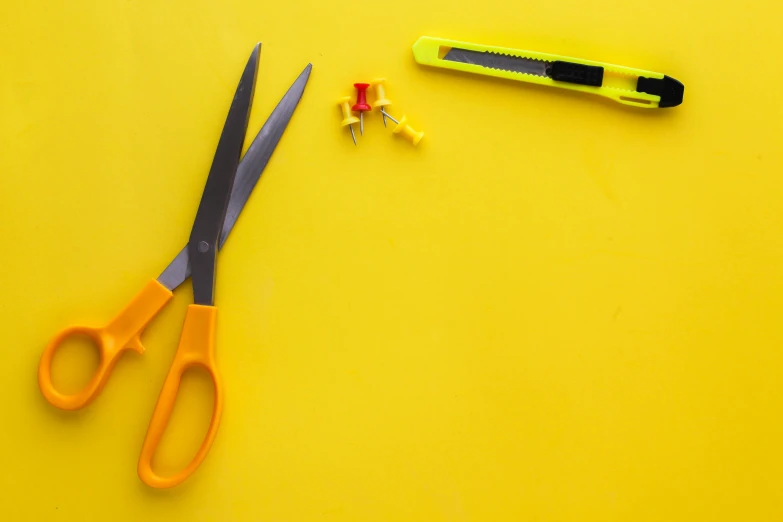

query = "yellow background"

[{"left": 1, "top": 0, "right": 782, "bottom": 520}]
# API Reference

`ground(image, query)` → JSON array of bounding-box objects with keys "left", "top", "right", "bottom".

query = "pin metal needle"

[{"left": 380, "top": 109, "right": 398, "bottom": 125}]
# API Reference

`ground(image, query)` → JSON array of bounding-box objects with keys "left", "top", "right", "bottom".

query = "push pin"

[
  {"left": 371, "top": 78, "right": 392, "bottom": 127},
  {"left": 380, "top": 109, "right": 424, "bottom": 146},
  {"left": 352, "top": 83, "right": 372, "bottom": 135},
  {"left": 338, "top": 96, "right": 359, "bottom": 145}
]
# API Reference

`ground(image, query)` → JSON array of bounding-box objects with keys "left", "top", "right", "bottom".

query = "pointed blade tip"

[{"left": 246, "top": 43, "right": 261, "bottom": 68}]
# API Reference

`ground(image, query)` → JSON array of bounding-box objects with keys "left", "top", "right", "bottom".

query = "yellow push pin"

[
  {"left": 380, "top": 109, "right": 424, "bottom": 146},
  {"left": 338, "top": 96, "right": 359, "bottom": 145},
  {"left": 371, "top": 78, "right": 392, "bottom": 127}
]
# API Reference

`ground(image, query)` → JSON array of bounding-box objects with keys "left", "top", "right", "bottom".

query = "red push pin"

[{"left": 352, "top": 83, "right": 372, "bottom": 136}]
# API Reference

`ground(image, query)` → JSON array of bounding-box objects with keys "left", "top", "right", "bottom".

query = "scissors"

[{"left": 37, "top": 44, "right": 311, "bottom": 488}]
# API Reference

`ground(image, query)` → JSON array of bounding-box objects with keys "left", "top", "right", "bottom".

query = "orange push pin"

[
  {"left": 338, "top": 96, "right": 359, "bottom": 146},
  {"left": 371, "top": 78, "right": 392, "bottom": 127},
  {"left": 352, "top": 83, "right": 372, "bottom": 136},
  {"left": 380, "top": 109, "right": 424, "bottom": 146}
]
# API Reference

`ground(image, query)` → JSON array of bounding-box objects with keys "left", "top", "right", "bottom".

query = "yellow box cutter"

[{"left": 412, "top": 36, "right": 684, "bottom": 109}]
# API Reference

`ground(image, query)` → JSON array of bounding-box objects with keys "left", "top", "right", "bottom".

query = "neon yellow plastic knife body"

[{"left": 412, "top": 37, "right": 684, "bottom": 109}]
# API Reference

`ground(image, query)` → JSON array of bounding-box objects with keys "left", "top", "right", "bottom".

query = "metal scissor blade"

[
  {"left": 158, "top": 62, "right": 311, "bottom": 292},
  {"left": 443, "top": 48, "right": 550, "bottom": 77},
  {"left": 188, "top": 43, "right": 259, "bottom": 305},
  {"left": 220, "top": 63, "right": 312, "bottom": 247}
]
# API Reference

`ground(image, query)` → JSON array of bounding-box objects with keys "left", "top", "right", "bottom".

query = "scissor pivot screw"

[{"left": 198, "top": 241, "right": 210, "bottom": 253}]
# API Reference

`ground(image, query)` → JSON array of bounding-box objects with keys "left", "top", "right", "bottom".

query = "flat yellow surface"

[{"left": 1, "top": 0, "right": 782, "bottom": 520}]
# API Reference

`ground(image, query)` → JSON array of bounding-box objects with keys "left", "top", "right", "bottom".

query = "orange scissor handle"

[
  {"left": 38, "top": 279, "right": 173, "bottom": 410},
  {"left": 138, "top": 304, "right": 223, "bottom": 488}
]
